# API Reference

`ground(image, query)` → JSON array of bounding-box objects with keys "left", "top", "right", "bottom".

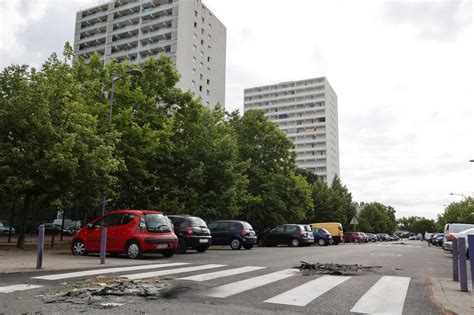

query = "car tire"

[
  {"left": 126, "top": 241, "right": 143, "bottom": 259},
  {"left": 333, "top": 240, "right": 339, "bottom": 245},
  {"left": 71, "top": 240, "right": 87, "bottom": 256},
  {"left": 243, "top": 244, "right": 253, "bottom": 250},
  {"left": 162, "top": 249, "right": 175, "bottom": 258},
  {"left": 176, "top": 238, "right": 187, "bottom": 254},
  {"left": 318, "top": 239, "right": 326, "bottom": 246},
  {"left": 195, "top": 245, "right": 209, "bottom": 253},
  {"left": 290, "top": 238, "right": 300, "bottom": 247},
  {"left": 230, "top": 238, "right": 242, "bottom": 250}
]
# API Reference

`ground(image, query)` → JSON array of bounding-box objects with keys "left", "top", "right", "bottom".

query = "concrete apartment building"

[
  {"left": 73, "top": 0, "right": 226, "bottom": 108},
  {"left": 244, "top": 77, "right": 340, "bottom": 183}
]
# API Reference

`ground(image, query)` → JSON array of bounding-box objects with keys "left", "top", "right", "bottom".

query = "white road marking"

[
  {"left": 350, "top": 276, "right": 411, "bottom": 314},
  {"left": 179, "top": 266, "right": 266, "bottom": 282},
  {"left": 264, "top": 275, "right": 351, "bottom": 306},
  {"left": 0, "top": 284, "right": 43, "bottom": 293},
  {"left": 33, "top": 263, "right": 190, "bottom": 281},
  {"left": 122, "top": 264, "right": 226, "bottom": 280},
  {"left": 206, "top": 269, "right": 299, "bottom": 298}
]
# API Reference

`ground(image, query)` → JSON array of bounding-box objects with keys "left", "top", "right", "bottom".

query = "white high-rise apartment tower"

[
  {"left": 73, "top": 0, "right": 226, "bottom": 108},
  {"left": 244, "top": 77, "right": 340, "bottom": 184}
]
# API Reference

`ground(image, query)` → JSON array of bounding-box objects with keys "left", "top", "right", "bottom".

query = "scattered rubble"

[
  {"left": 39, "top": 276, "right": 171, "bottom": 309},
  {"left": 297, "top": 261, "right": 382, "bottom": 276}
]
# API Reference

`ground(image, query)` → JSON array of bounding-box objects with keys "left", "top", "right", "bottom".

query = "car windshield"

[
  {"left": 188, "top": 217, "right": 207, "bottom": 227},
  {"left": 143, "top": 213, "right": 172, "bottom": 232}
]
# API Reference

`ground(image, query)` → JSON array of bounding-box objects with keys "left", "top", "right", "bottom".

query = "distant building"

[
  {"left": 73, "top": 0, "right": 226, "bottom": 108},
  {"left": 244, "top": 77, "right": 340, "bottom": 183}
]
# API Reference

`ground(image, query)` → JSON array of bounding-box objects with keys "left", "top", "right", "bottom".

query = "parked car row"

[
  {"left": 0, "top": 221, "right": 15, "bottom": 236},
  {"left": 343, "top": 232, "right": 400, "bottom": 243},
  {"left": 70, "top": 210, "right": 408, "bottom": 259}
]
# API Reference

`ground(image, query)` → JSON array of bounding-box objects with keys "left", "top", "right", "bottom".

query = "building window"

[
  {"left": 208, "top": 34, "right": 211, "bottom": 40},
  {"left": 199, "top": 85, "right": 203, "bottom": 92},
  {"left": 200, "top": 50, "right": 204, "bottom": 56},
  {"left": 194, "top": 10, "right": 198, "bottom": 17},
  {"left": 208, "top": 23, "right": 212, "bottom": 29},
  {"left": 192, "top": 80, "right": 196, "bottom": 87},
  {"left": 201, "top": 28, "right": 205, "bottom": 34},
  {"left": 192, "top": 68, "right": 196, "bottom": 75},
  {"left": 193, "top": 56, "right": 196, "bottom": 63},
  {"left": 207, "top": 56, "right": 211, "bottom": 62},
  {"left": 193, "top": 33, "right": 197, "bottom": 40},
  {"left": 200, "top": 39, "right": 204, "bottom": 45},
  {"left": 193, "top": 45, "right": 197, "bottom": 51},
  {"left": 194, "top": 22, "right": 197, "bottom": 28},
  {"left": 207, "top": 67, "right": 211, "bottom": 73},
  {"left": 201, "top": 17, "right": 205, "bottom": 23},
  {"left": 200, "top": 62, "right": 203, "bottom": 68},
  {"left": 200, "top": 73, "right": 203, "bottom": 80},
  {"left": 206, "top": 90, "right": 210, "bottom": 96},
  {"left": 206, "top": 79, "right": 210, "bottom": 85}
]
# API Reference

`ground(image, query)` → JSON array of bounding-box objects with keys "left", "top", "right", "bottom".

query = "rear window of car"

[
  {"left": 301, "top": 225, "right": 311, "bottom": 232},
  {"left": 242, "top": 222, "right": 253, "bottom": 230},
  {"left": 188, "top": 217, "right": 207, "bottom": 227},
  {"left": 320, "top": 228, "right": 330, "bottom": 234},
  {"left": 142, "top": 213, "right": 172, "bottom": 232}
]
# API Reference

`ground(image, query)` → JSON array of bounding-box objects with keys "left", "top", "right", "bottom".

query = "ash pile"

[
  {"left": 39, "top": 276, "right": 171, "bottom": 309},
  {"left": 297, "top": 261, "right": 382, "bottom": 276}
]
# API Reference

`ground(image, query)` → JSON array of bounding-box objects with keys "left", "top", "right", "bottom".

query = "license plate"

[
  {"left": 199, "top": 239, "right": 208, "bottom": 243},
  {"left": 156, "top": 244, "right": 168, "bottom": 249}
]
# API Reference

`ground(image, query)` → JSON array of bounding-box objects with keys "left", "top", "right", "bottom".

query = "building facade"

[
  {"left": 244, "top": 77, "right": 340, "bottom": 183},
  {"left": 73, "top": 0, "right": 226, "bottom": 108}
]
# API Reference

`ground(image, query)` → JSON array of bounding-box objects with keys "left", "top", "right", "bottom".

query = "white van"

[{"left": 443, "top": 223, "right": 474, "bottom": 251}]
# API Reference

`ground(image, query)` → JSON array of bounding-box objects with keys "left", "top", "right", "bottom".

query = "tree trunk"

[{"left": 16, "top": 193, "right": 32, "bottom": 249}]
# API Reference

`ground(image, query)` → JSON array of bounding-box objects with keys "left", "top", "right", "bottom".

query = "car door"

[
  {"left": 85, "top": 213, "right": 121, "bottom": 252},
  {"left": 209, "top": 222, "right": 224, "bottom": 245},
  {"left": 114, "top": 212, "right": 137, "bottom": 251},
  {"left": 284, "top": 225, "right": 298, "bottom": 244},
  {"left": 268, "top": 226, "right": 285, "bottom": 245}
]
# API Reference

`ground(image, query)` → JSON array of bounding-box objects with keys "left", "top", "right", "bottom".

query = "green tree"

[
  {"left": 357, "top": 202, "right": 397, "bottom": 234},
  {"left": 330, "top": 176, "right": 357, "bottom": 230},
  {"left": 436, "top": 197, "right": 474, "bottom": 230},
  {"left": 230, "top": 109, "right": 312, "bottom": 231}
]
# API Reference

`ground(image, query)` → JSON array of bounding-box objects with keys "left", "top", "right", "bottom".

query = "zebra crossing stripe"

[
  {"left": 0, "top": 284, "right": 43, "bottom": 293},
  {"left": 179, "top": 266, "right": 266, "bottom": 282},
  {"left": 264, "top": 275, "right": 351, "bottom": 306},
  {"left": 206, "top": 268, "right": 299, "bottom": 298},
  {"left": 122, "top": 264, "right": 226, "bottom": 280},
  {"left": 33, "top": 263, "right": 190, "bottom": 281},
  {"left": 350, "top": 276, "right": 410, "bottom": 314}
]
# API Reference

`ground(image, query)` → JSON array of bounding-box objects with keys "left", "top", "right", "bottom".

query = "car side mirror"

[{"left": 87, "top": 223, "right": 94, "bottom": 230}]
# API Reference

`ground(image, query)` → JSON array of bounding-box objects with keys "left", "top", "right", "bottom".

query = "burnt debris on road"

[{"left": 297, "top": 261, "right": 382, "bottom": 276}]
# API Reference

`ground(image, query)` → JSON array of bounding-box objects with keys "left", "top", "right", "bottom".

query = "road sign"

[{"left": 350, "top": 216, "right": 359, "bottom": 225}]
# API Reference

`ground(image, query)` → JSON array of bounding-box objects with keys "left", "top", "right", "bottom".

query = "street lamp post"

[
  {"left": 450, "top": 192, "right": 466, "bottom": 199},
  {"left": 102, "top": 69, "right": 142, "bottom": 214}
]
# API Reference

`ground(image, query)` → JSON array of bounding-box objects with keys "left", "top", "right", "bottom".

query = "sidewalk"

[
  {"left": 0, "top": 249, "right": 170, "bottom": 274},
  {"left": 431, "top": 277, "right": 474, "bottom": 315}
]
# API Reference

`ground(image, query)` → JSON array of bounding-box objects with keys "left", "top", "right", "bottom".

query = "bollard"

[
  {"left": 458, "top": 238, "right": 468, "bottom": 292},
  {"left": 100, "top": 227, "right": 107, "bottom": 265},
  {"left": 452, "top": 238, "right": 459, "bottom": 282},
  {"left": 468, "top": 235, "right": 474, "bottom": 286},
  {"left": 36, "top": 224, "right": 45, "bottom": 269}
]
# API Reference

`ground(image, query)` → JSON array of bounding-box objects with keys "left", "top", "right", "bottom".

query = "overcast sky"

[{"left": 1, "top": 0, "right": 473, "bottom": 219}]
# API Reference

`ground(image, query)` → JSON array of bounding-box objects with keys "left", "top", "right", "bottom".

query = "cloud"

[{"left": 384, "top": 0, "right": 472, "bottom": 41}]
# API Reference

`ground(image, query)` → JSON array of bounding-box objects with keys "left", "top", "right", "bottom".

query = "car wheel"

[
  {"left": 126, "top": 241, "right": 143, "bottom": 259},
  {"left": 318, "top": 239, "right": 326, "bottom": 246},
  {"left": 230, "top": 238, "right": 242, "bottom": 250},
  {"left": 162, "top": 249, "right": 175, "bottom": 258},
  {"left": 333, "top": 240, "right": 339, "bottom": 245},
  {"left": 243, "top": 244, "right": 253, "bottom": 250},
  {"left": 176, "top": 238, "right": 187, "bottom": 254},
  {"left": 290, "top": 238, "right": 300, "bottom": 247},
  {"left": 195, "top": 245, "right": 209, "bottom": 253},
  {"left": 71, "top": 240, "right": 87, "bottom": 256}
]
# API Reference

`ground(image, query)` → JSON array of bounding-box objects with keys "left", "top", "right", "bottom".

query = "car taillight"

[
  {"left": 242, "top": 229, "right": 247, "bottom": 237},
  {"left": 188, "top": 227, "right": 193, "bottom": 236},
  {"left": 447, "top": 233, "right": 456, "bottom": 241}
]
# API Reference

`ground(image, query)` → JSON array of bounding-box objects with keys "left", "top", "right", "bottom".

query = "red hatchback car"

[{"left": 71, "top": 210, "right": 178, "bottom": 259}]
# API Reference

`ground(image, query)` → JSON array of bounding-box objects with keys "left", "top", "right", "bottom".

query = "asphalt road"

[{"left": 0, "top": 240, "right": 453, "bottom": 314}]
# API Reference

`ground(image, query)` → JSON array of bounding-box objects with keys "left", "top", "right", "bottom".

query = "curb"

[{"left": 431, "top": 277, "right": 473, "bottom": 315}]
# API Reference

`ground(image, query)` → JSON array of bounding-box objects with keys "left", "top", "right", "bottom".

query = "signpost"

[{"left": 350, "top": 216, "right": 358, "bottom": 232}]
